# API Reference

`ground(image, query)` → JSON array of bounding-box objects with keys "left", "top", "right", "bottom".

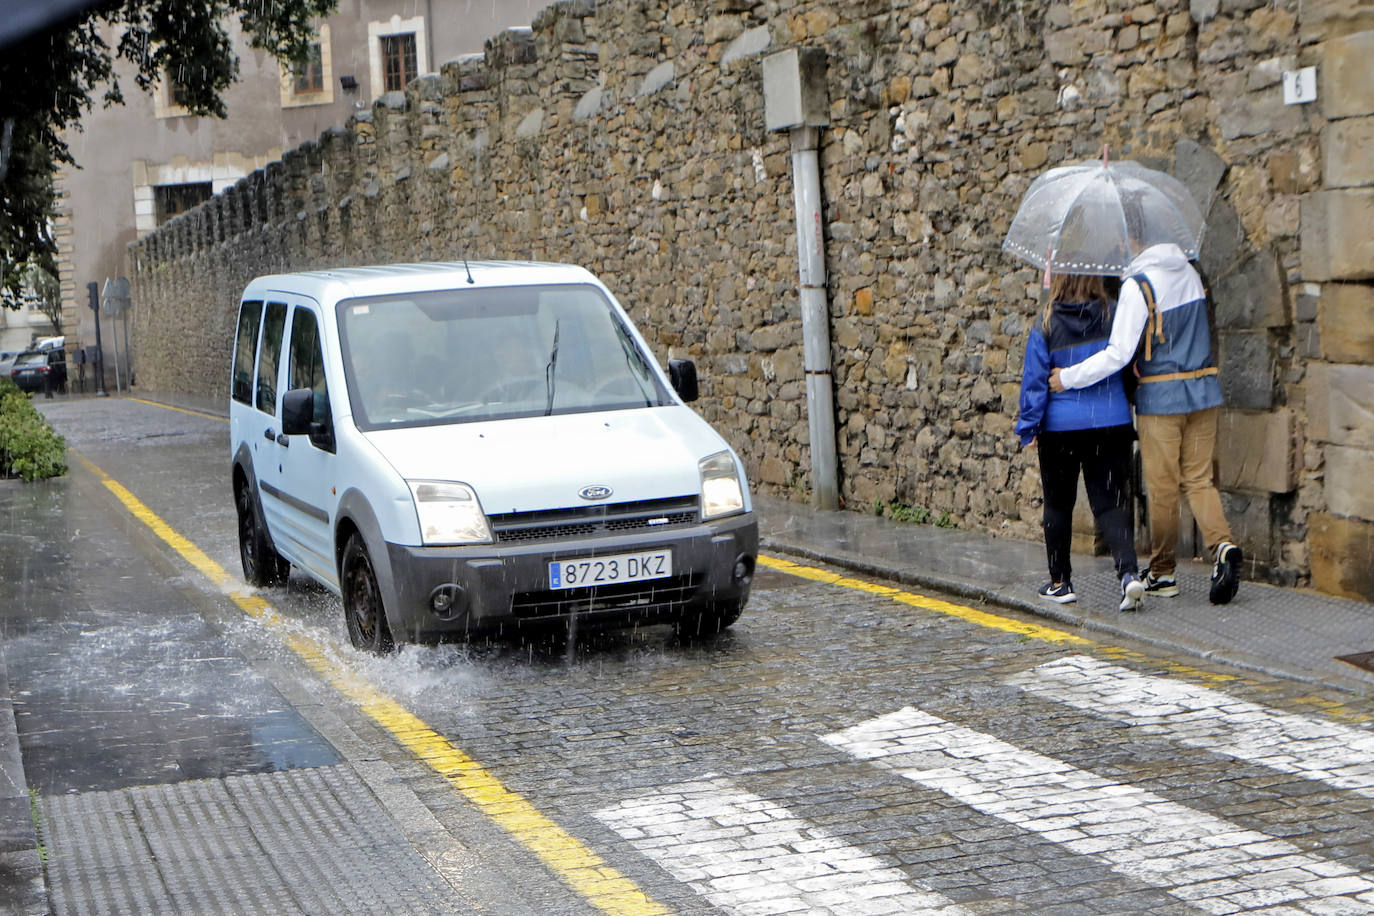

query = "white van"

[{"left": 229, "top": 262, "right": 757, "bottom": 651}]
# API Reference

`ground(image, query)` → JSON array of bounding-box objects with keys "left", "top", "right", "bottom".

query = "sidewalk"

[{"left": 755, "top": 493, "right": 1374, "bottom": 695}]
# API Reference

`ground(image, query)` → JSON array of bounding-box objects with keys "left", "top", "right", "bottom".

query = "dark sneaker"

[
  {"left": 1144, "top": 573, "right": 1179, "bottom": 598},
  {"left": 1210, "top": 542, "right": 1242, "bottom": 605},
  {"left": 1038, "top": 581, "right": 1076, "bottom": 604},
  {"left": 1120, "top": 573, "right": 1145, "bottom": 612}
]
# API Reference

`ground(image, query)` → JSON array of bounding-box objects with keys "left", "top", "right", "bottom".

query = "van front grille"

[
  {"left": 490, "top": 496, "right": 699, "bottom": 544},
  {"left": 510, "top": 574, "right": 701, "bottom": 619}
]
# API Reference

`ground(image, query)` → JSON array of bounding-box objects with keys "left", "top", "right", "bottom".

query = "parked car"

[
  {"left": 10, "top": 348, "right": 67, "bottom": 394},
  {"left": 0, "top": 350, "right": 21, "bottom": 380},
  {"left": 229, "top": 262, "right": 758, "bottom": 652}
]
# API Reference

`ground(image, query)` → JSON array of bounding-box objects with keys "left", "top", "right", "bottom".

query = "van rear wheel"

[
  {"left": 236, "top": 480, "right": 289, "bottom": 587},
  {"left": 342, "top": 535, "right": 395, "bottom": 654}
]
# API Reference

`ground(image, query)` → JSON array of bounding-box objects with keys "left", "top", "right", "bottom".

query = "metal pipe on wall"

[{"left": 788, "top": 126, "right": 839, "bottom": 511}]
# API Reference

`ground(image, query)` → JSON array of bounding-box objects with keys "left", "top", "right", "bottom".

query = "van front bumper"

[{"left": 383, "top": 512, "right": 758, "bottom": 639}]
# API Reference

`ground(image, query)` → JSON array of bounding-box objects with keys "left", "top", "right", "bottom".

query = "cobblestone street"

[{"left": 5, "top": 397, "right": 1373, "bottom": 915}]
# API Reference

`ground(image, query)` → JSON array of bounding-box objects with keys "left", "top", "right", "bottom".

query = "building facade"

[{"left": 55, "top": 0, "right": 549, "bottom": 386}]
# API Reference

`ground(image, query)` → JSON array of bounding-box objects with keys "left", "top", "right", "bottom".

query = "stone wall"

[{"left": 128, "top": 0, "right": 1374, "bottom": 599}]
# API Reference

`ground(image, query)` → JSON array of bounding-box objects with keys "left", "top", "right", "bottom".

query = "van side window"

[
  {"left": 231, "top": 300, "right": 263, "bottom": 405},
  {"left": 287, "top": 307, "right": 334, "bottom": 452},
  {"left": 256, "top": 301, "right": 288, "bottom": 415}
]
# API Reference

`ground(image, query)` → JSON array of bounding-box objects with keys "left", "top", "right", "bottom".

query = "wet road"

[{"left": 8, "top": 395, "right": 1374, "bottom": 915}]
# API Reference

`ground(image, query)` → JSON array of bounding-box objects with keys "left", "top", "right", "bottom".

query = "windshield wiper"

[
  {"left": 613, "top": 326, "right": 656, "bottom": 406},
  {"left": 544, "top": 319, "right": 561, "bottom": 416}
]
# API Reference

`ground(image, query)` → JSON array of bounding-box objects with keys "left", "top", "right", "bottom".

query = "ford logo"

[{"left": 579, "top": 485, "right": 613, "bottom": 500}]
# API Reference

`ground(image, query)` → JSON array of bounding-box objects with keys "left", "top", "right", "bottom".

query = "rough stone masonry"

[{"left": 128, "top": 0, "right": 1374, "bottom": 600}]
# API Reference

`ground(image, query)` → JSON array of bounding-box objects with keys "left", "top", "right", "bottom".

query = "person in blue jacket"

[{"left": 1017, "top": 273, "right": 1145, "bottom": 611}]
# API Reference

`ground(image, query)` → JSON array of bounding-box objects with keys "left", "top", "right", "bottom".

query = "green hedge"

[{"left": 0, "top": 378, "right": 67, "bottom": 481}]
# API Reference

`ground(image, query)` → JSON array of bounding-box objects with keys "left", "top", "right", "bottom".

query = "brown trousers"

[{"left": 1137, "top": 407, "right": 1233, "bottom": 577}]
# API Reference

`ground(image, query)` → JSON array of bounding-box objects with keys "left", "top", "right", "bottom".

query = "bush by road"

[{"left": 0, "top": 378, "right": 67, "bottom": 480}]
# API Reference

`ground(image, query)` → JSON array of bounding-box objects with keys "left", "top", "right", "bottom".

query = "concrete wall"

[{"left": 127, "top": 0, "right": 1374, "bottom": 599}]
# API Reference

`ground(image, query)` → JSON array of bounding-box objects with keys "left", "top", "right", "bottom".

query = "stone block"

[
  {"left": 1326, "top": 443, "right": 1374, "bottom": 519},
  {"left": 1307, "top": 361, "right": 1374, "bottom": 448},
  {"left": 1319, "top": 29, "right": 1374, "bottom": 118},
  {"left": 1217, "top": 408, "right": 1298, "bottom": 493},
  {"left": 1219, "top": 330, "right": 1274, "bottom": 409},
  {"left": 1221, "top": 489, "right": 1273, "bottom": 570},
  {"left": 1175, "top": 139, "right": 1227, "bottom": 212},
  {"left": 1317, "top": 283, "right": 1374, "bottom": 364},
  {"left": 1213, "top": 248, "right": 1287, "bottom": 329},
  {"left": 1309, "top": 511, "right": 1374, "bottom": 600},
  {"left": 1323, "top": 117, "right": 1374, "bottom": 188},
  {"left": 1301, "top": 190, "right": 1374, "bottom": 281}
]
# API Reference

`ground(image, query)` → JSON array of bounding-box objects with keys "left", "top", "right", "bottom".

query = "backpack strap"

[{"left": 1131, "top": 273, "right": 1165, "bottom": 361}]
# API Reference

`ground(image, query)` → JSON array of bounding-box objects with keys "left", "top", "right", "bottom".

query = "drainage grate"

[{"left": 1336, "top": 651, "right": 1374, "bottom": 674}]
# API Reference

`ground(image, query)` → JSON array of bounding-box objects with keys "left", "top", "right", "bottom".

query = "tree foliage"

[{"left": 0, "top": 0, "right": 337, "bottom": 301}]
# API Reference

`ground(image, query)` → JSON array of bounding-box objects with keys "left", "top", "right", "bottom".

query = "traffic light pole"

[{"left": 87, "top": 281, "right": 107, "bottom": 397}]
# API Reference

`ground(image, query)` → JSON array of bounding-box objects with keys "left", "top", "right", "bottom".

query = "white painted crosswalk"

[
  {"left": 593, "top": 775, "right": 976, "bottom": 916},
  {"left": 820, "top": 707, "right": 1374, "bottom": 914},
  {"left": 1008, "top": 654, "right": 1374, "bottom": 797}
]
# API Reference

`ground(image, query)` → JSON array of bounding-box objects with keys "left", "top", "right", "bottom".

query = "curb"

[{"left": 760, "top": 535, "right": 1374, "bottom": 697}]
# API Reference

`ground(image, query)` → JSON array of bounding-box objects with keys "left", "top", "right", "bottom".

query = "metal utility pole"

[
  {"left": 763, "top": 49, "right": 838, "bottom": 510},
  {"left": 86, "top": 281, "right": 107, "bottom": 397}
]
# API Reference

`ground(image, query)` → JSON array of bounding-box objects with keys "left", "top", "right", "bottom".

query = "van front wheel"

[
  {"left": 675, "top": 600, "right": 744, "bottom": 640},
  {"left": 342, "top": 536, "right": 395, "bottom": 654}
]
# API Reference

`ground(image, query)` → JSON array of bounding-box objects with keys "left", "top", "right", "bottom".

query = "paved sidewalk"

[{"left": 756, "top": 493, "right": 1374, "bottom": 695}]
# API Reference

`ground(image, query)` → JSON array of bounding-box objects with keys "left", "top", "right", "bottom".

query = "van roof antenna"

[{"left": 463, "top": 256, "right": 474, "bottom": 284}]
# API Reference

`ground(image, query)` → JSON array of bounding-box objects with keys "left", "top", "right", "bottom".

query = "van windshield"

[{"left": 337, "top": 283, "right": 673, "bottom": 429}]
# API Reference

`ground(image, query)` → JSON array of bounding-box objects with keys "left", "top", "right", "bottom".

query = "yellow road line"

[
  {"left": 757, "top": 554, "right": 1091, "bottom": 645},
  {"left": 126, "top": 396, "right": 227, "bottom": 422},
  {"left": 75, "top": 452, "right": 668, "bottom": 916}
]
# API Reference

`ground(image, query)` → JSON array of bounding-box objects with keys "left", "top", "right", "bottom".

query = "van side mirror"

[
  {"left": 281, "top": 388, "right": 314, "bottom": 435},
  {"left": 668, "top": 359, "right": 698, "bottom": 402}
]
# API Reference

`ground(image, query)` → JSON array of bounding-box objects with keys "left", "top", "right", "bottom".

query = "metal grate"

[
  {"left": 511, "top": 574, "right": 702, "bottom": 619},
  {"left": 491, "top": 496, "right": 699, "bottom": 544}
]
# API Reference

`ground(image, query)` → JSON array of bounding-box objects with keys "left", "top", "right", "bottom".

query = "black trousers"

[{"left": 1037, "top": 424, "right": 1139, "bottom": 584}]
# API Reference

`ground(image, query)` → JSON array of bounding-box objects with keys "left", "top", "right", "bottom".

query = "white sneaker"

[{"left": 1120, "top": 573, "right": 1145, "bottom": 612}]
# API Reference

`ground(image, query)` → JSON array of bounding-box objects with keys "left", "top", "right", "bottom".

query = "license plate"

[{"left": 549, "top": 550, "right": 672, "bottom": 589}]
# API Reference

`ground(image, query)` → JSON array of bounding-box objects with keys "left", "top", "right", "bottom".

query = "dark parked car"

[{"left": 10, "top": 348, "right": 67, "bottom": 394}]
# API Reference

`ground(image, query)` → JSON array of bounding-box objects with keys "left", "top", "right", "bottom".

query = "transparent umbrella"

[{"left": 1002, "top": 152, "right": 1205, "bottom": 278}]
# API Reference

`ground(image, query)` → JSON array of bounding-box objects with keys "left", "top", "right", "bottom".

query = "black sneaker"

[
  {"left": 1038, "top": 581, "right": 1076, "bottom": 604},
  {"left": 1210, "top": 542, "right": 1242, "bottom": 605},
  {"left": 1144, "top": 573, "right": 1179, "bottom": 598},
  {"left": 1120, "top": 573, "right": 1145, "bottom": 612}
]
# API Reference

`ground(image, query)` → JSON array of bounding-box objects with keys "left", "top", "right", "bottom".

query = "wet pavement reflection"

[{"left": 0, "top": 474, "right": 337, "bottom": 795}]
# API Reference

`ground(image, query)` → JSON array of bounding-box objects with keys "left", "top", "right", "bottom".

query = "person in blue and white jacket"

[
  {"left": 1050, "top": 242, "right": 1242, "bottom": 606},
  {"left": 1018, "top": 273, "right": 1145, "bottom": 611}
]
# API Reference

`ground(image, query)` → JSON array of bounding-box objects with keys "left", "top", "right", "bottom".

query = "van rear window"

[{"left": 231, "top": 300, "right": 263, "bottom": 405}]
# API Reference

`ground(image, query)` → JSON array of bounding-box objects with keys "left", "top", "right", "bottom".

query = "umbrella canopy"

[{"left": 1002, "top": 156, "right": 1206, "bottom": 278}]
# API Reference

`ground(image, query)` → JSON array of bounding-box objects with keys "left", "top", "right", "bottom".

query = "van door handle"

[
  {"left": 276, "top": 433, "right": 290, "bottom": 447},
  {"left": 263, "top": 428, "right": 276, "bottom": 442}
]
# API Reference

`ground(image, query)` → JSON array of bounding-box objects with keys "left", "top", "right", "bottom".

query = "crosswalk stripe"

[
  {"left": 594, "top": 776, "right": 975, "bottom": 916},
  {"left": 1009, "top": 655, "right": 1374, "bottom": 796},
  {"left": 821, "top": 708, "right": 1374, "bottom": 915}
]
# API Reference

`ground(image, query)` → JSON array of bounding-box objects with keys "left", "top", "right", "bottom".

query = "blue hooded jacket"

[{"left": 1016, "top": 299, "right": 1132, "bottom": 446}]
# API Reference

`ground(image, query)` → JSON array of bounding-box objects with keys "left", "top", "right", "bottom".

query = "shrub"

[{"left": 0, "top": 382, "right": 67, "bottom": 481}]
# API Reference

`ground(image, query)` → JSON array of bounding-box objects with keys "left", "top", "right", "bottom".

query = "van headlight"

[
  {"left": 699, "top": 451, "right": 745, "bottom": 520},
  {"left": 407, "top": 481, "right": 493, "bottom": 545}
]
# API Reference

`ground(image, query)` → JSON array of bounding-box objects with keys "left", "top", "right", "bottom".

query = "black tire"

[
  {"left": 236, "top": 479, "right": 289, "bottom": 587},
  {"left": 342, "top": 535, "right": 395, "bottom": 654},
  {"left": 675, "top": 599, "right": 744, "bottom": 640}
]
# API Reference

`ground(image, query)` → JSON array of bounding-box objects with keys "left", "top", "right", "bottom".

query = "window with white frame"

[
  {"left": 367, "top": 16, "right": 428, "bottom": 98},
  {"left": 281, "top": 24, "right": 334, "bottom": 108}
]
